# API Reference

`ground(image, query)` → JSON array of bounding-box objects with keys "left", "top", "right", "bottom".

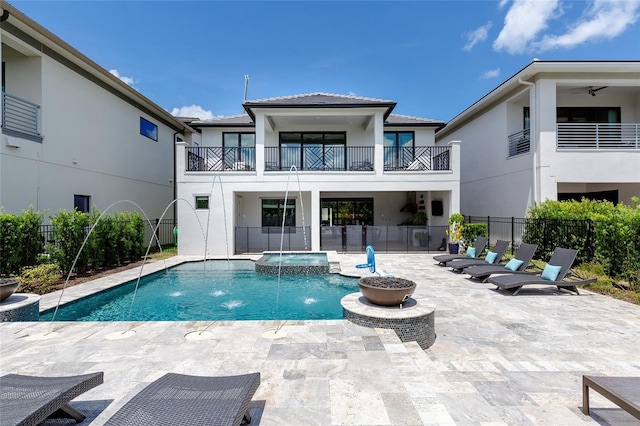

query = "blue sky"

[{"left": 11, "top": 0, "right": 640, "bottom": 122}]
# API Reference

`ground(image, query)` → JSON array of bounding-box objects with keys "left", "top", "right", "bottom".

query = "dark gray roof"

[
  {"left": 190, "top": 94, "right": 444, "bottom": 129},
  {"left": 243, "top": 92, "right": 396, "bottom": 106},
  {"left": 191, "top": 114, "right": 254, "bottom": 127},
  {"left": 243, "top": 92, "right": 397, "bottom": 120},
  {"left": 385, "top": 113, "right": 445, "bottom": 128}
]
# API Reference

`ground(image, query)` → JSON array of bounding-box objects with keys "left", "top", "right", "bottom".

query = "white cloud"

[
  {"left": 481, "top": 68, "right": 501, "bottom": 79},
  {"left": 171, "top": 105, "right": 215, "bottom": 120},
  {"left": 535, "top": 0, "right": 640, "bottom": 51},
  {"left": 464, "top": 22, "right": 493, "bottom": 51},
  {"left": 109, "top": 69, "right": 135, "bottom": 86},
  {"left": 493, "top": 0, "right": 640, "bottom": 54},
  {"left": 493, "top": 0, "right": 560, "bottom": 54}
]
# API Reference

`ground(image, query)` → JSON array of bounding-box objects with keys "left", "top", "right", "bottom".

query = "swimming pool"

[{"left": 40, "top": 260, "right": 358, "bottom": 321}]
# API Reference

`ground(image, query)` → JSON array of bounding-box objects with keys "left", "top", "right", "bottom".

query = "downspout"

[
  {"left": 172, "top": 130, "right": 184, "bottom": 224},
  {"left": 518, "top": 78, "right": 536, "bottom": 209}
]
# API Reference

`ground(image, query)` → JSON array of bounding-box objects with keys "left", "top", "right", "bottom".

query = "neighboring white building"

[
  {"left": 0, "top": 3, "right": 192, "bottom": 225},
  {"left": 177, "top": 93, "right": 460, "bottom": 255},
  {"left": 436, "top": 60, "right": 640, "bottom": 218}
]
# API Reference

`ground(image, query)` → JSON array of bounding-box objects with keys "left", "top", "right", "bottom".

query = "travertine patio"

[{"left": 1, "top": 253, "right": 639, "bottom": 425}]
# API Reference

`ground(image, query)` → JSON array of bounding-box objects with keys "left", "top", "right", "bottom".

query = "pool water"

[
  {"left": 40, "top": 260, "right": 358, "bottom": 321},
  {"left": 262, "top": 253, "right": 328, "bottom": 264}
]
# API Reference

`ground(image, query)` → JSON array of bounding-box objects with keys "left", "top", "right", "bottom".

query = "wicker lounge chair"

[
  {"left": 462, "top": 243, "right": 539, "bottom": 282},
  {"left": 583, "top": 375, "right": 640, "bottom": 420},
  {"left": 488, "top": 247, "right": 595, "bottom": 295},
  {"left": 433, "top": 236, "right": 488, "bottom": 265},
  {"left": 446, "top": 240, "right": 509, "bottom": 272},
  {"left": 104, "top": 372, "right": 260, "bottom": 426},
  {"left": 0, "top": 371, "right": 104, "bottom": 426}
]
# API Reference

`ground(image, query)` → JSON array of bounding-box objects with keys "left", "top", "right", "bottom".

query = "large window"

[
  {"left": 320, "top": 199, "right": 373, "bottom": 226},
  {"left": 74, "top": 195, "right": 90, "bottom": 213},
  {"left": 223, "top": 133, "right": 255, "bottom": 169},
  {"left": 262, "top": 199, "right": 296, "bottom": 227},
  {"left": 140, "top": 117, "right": 158, "bottom": 141},
  {"left": 557, "top": 107, "right": 620, "bottom": 123},
  {"left": 279, "top": 132, "right": 346, "bottom": 170},
  {"left": 384, "top": 131, "right": 414, "bottom": 169}
]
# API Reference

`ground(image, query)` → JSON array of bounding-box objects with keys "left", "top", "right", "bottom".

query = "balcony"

[
  {"left": 264, "top": 146, "right": 374, "bottom": 171},
  {"left": 383, "top": 146, "right": 450, "bottom": 171},
  {"left": 1, "top": 92, "right": 42, "bottom": 142},
  {"left": 186, "top": 147, "right": 256, "bottom": 171},
  {"left": 186, "top": 145, "right": 453, "bottom": 173},
  {"left": 557, "top": 123, "right": 639, "bottom": 150},
  {"left": 508, "top": 129, "right": 530, "bottom": 157}
]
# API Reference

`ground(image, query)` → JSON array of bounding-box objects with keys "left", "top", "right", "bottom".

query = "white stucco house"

[
  {"left": 0, "top": 2, "right": 192, "bottom": 226},
  {"left": 177, "top": 93, "right": 460, "bottom": 255},
  {"left": 436, "top": 60, "right": 640, "bottom": 218}
]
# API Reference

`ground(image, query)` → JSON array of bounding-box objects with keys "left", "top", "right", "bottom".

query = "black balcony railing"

[
  {"left": 186, "top": 147, "right": 256, "bottom": 171},
  {"left": 383, "top": 146, "right": 450, "bottom": 171},
  {"left": 264, "top": 146, "right": 374, "bottom": 171}
]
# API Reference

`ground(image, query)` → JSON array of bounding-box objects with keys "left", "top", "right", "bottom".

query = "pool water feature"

[
  {"left": 255, "top": 252, "right": 329, "bottom": 275},
  {"left": 40, "top": 260, "right": 357, "bottom": 321}
]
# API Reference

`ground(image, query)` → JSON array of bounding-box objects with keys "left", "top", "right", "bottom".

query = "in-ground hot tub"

[{"left": 255, "top": 252, "right": 330, "bottom": 275}]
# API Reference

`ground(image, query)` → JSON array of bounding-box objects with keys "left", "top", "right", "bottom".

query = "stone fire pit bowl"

[
  {"left": 357, "top": 276, "right": 416, "bottom": 306},
  {"left": 0, "top": 279, "right": 20, "bottom": 302}
]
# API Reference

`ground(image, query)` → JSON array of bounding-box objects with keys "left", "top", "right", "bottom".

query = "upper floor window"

[
  {"left": 74, "top": 195, "right": 90, "bottom": 213},
  {"left": 523, "top": 107, "right": 530, "bottom": 129},
  {"left": 279, "top": 132, "right": 346, "bottom": 170},
  {"left": 223, "top": 133, "right": 255, "bottom": 169},
  {"left": 557, "top": 107, "right": 620, "bottom": 123},
  {"left": 140, "top": 117, "right": 158, "bottom": 141},
  {"left": 384, "top": 131, "right": 414, "bottom": 169}
]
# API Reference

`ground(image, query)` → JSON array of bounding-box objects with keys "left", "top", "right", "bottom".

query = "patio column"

[
  {"left": 448, "top": 140, "right": 461, "bottom": 215},
  {"left": 311, "top": 189, "right": 320, "bottom": 251},
  {"left": 254, "top": 112, "right": 265, "bottom": 175},
  {"left": 374, "top": 111, "right": 384, "bottom": 176}
]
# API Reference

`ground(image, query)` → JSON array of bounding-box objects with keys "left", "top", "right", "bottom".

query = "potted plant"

[{"left": 446, "top": 213, "right": 464, "bottom": 254}]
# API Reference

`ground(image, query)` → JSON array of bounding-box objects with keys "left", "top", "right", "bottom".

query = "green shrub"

[
  {"left": 18, "top": 263, "right": 62, "bottom": 295},
  {"left": 47, "top": 209, "right": 92, "bottom": 275},
  {"left": 461, "top": 223, "right": 487, "bottom": 248},
  {"left": 0, "top": 207, "right": 44, "bottom": 277},
  {"left": 526, "top": 198, "right": 639, "bottom": 285}
]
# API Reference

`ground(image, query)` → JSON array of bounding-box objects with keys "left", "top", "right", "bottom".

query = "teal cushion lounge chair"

[
  {"left": 433, "top": 236, "right": 488, "bottom": 266},
  {"left": 488, "top": 247, "right": 595, "bottom": 295},
  {"left": 446, "top": 240, "right": 509, "bottom": 272}
]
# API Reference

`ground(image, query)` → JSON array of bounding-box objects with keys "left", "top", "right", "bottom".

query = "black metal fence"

[
  {"left": 464, "top": 216, "right": 594, "bottom": 262},
  {"left": 264, "top": 146, "right": 374, "bottom": 171},
  {"left": 235, "top": 227, "right": 312, "bottom": 253},
  {"left": 40, "top": 218, "right": 177, "bottom": 253}
]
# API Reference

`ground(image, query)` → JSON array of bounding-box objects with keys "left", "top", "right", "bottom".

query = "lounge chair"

[
  {"left": 462, "top": 243, "right": 538, "bottom": 282},
  {"left": 433, "top": 236, "right": 488, "bottom": 265},
  {"left": 446, "top": 240, "right": 509, "bottom": 272},
  {"left": 104, "top": 372, "right": 260, "bottom": 426},
  {"left": 582, "top": 375, "right": 640, "bottom": 420},
  {"left": 0, "top": 371, "right": 104, "bottom": 425},
  {"left": 487, "top": 247, "right": 596, "bottom": 295}
]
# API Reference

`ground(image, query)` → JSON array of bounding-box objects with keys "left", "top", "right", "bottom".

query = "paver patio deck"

[{"left": 1, "top": 253, "right": 639, "bottom": 425}]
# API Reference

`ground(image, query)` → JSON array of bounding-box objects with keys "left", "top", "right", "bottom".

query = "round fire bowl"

[
  {"left": 357, "top": 277, "right": 416, "bottom": 306},
  {"left": 0, "top": 279, "right": 20, "bottom": 302}
]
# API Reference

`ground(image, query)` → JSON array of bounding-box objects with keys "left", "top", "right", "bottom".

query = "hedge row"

[
  {"left": 523, "top": 198, "right": 640, "bottom": 284},
  {"left": 0, "top": 208, "right": 44, "bottom": 277},
  {"left": 0, "top": 208, "right": 146, "bottom": 277}
]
